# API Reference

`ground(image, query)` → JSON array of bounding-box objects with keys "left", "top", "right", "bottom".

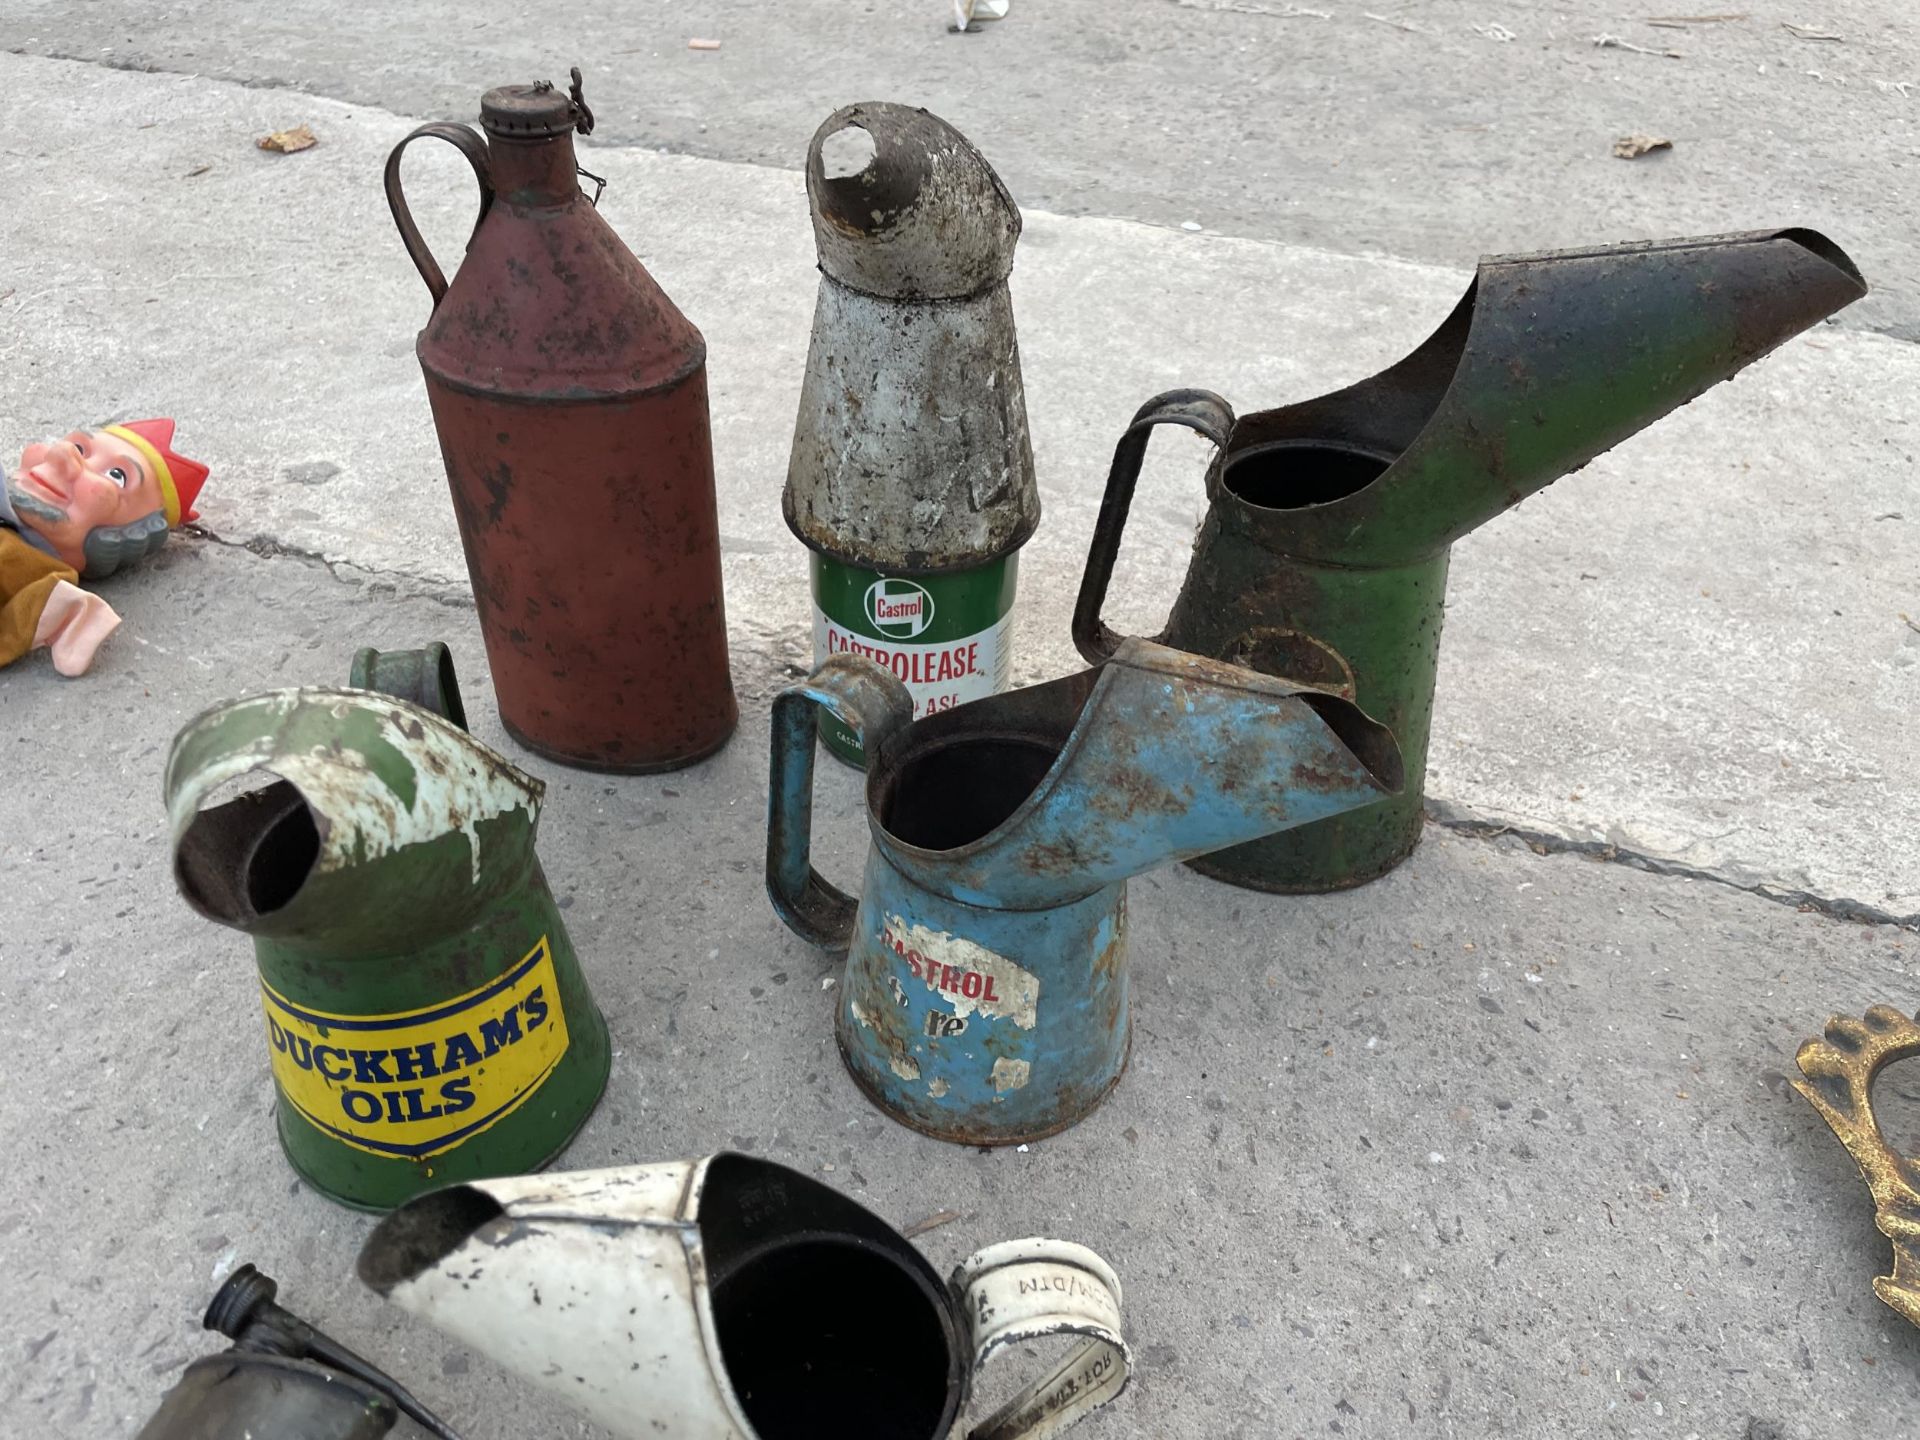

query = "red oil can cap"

[{"left": 481, "top": 69, "right": 595, "bottom": 139}]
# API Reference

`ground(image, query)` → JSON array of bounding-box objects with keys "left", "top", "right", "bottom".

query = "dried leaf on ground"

[
  {"left": 257, "top": 124, "right": 317, "bottom": 154},
  {"left": 1783, "top": 22, "right": 1844, "bottom": 41},
  {"left": 1613, "top": 133, "right": 1674, "bottom": 158},
  {"left": 902, "top": 1209, "right": 963, "bottom": 1238}
]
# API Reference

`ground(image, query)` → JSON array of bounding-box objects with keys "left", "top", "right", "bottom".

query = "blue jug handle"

[{"left": 766, "top": 655, "right": 916, "bottom": 951}]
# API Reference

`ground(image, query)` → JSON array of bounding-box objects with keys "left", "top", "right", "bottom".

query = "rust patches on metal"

[
  {"left": 849, "top": 998, "right": 920, "bottom": 1083},
  {"left": 784, "top": 101, "right": 1038, "bottom": 574},
  {"left": 1016, "top": 837, "right": 1109, "bottom": 879},
  {"left": 388, "top": 77, "right": 737, "bottom": 774},
  {"left": 1073, "top": 230, "right": 1865, "bottom": 893}
]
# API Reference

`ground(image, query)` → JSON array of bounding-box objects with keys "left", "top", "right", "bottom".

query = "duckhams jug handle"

[
  {"left": 1071, "top": 389, "right": 1235, "bottom": 665},
  {"left": 766, "top": 655, "right": 915, "bottom": 951},
  {"left": 385, "top": 122, "right": 495, "bottom": 307},
  {"left": 954, "top": 1239, "right": 1132, "bottom": 1440}
]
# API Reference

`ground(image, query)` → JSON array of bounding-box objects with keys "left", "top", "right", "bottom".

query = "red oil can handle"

[
  {"left": 766, "top": 656, "right": 915, "bottom": 952},
  {"left": 1070, "top": 389, "right": 1234, "bottom": 664},
  {"left": 385, "top": 122, "right": 496, "bottom": 307}
]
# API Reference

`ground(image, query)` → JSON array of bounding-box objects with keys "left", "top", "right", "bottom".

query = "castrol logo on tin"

[{"left": 864, "top": 577, "right": 936, "bottom": 639}]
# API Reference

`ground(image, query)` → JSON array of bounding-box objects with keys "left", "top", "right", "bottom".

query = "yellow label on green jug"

[{"left": 260, "top": 937, "right": 571, "bottom": 1160}]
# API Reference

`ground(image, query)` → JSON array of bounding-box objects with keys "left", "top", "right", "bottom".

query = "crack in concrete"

[
  {"left": 4, "top": 45, "right": 316, "bottom": 93},
  {"left": 179, "top": 522, "right": 1915, "bottom": 929},
  {"left": 181, "top": 524, "right": 477, "bottom": 611},
  {"left": 3, "top": 45, "right": 318, "bottom": 93},
  {"left": 1427, "top": 807, "right": 1918, "bottom": 931}
]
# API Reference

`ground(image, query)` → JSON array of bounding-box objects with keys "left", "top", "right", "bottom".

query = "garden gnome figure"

[{"left": 1, "top": 419, "right": 207, "bottom": 674}]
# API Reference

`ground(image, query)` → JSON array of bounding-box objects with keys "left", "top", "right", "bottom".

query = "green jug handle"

[
  {"left": 766, "top": 655, "right": 915, "bottom": 952},
  {"left": 1071, "top": 388, "right": 1235, "bottom": 664},
  {"left": 385, "top": 121, "right": 495, "bottom": 307}
]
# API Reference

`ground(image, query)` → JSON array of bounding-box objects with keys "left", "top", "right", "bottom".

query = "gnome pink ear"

[{"left": 109, "top": 419, "right": 209, "bottom": 524}]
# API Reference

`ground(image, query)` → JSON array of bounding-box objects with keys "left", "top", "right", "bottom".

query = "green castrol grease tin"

[
  {"left": 810, "top": 552, "right": 1018, "bottom": 763},
  {"left": 785, "top": 103, "right": 1039, "bottom": 765}
]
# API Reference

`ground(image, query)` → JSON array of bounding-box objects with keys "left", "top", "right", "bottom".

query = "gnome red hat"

[{"left": 102, "top": 418, "right": 208, "bottom": 526}]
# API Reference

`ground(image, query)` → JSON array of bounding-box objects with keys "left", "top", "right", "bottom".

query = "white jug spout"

[
  {"left": 360, "top": 1162, "right": 741, "bottom": 1438},
  {"left": 359, "top": 1156, "right": 972, "bottom": 1439},
  {"left": 360, "top": 1157, "right": 1133, "bottom": 1440}
]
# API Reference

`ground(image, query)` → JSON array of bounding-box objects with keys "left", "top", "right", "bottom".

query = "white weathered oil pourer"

[
  {"left": 358, "top": 1155, "right": 1131, "bottom": 1439},
  {"left": 783, "top": 100, "right": 1040, "bottom": 766}
]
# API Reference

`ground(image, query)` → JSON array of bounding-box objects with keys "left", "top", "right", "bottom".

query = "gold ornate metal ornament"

[{"left": 1792, "top": 1005, "right": 1920, "bottom": 1325}]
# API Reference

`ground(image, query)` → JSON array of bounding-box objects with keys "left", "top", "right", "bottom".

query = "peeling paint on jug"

[
  {"left": 882, "top": 915, "right": 1040, "bottom": 1029},
  {"left": 362, "top": 1156, "right": 1134, "bottom": 1439},
  {"left": 768, "top": 638, "right": 1402, "bottom": 1143},
  {"left": 166, "top": 687, "right": 610, "bottom": 1210}
]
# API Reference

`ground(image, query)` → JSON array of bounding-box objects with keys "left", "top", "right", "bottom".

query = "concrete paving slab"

[
  {"left": 3, "top": 537, "right": 1919, "bottom": 1439},
  {"left": 2, "top": 52, "right": 1914, "bottom": 919},
  {"left": 4, "top": 0, "right": 1917, "bottom": 342}
]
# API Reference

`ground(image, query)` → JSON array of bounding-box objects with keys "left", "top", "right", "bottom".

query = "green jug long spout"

[
  {"left": 1073, "top": 227, "right": 1865, "bottom": 895},
  {"left": 1216, "top": 227, "right": 1865, "bottom": 565}
]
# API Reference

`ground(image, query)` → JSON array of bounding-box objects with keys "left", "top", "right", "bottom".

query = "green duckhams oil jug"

[{"left": 165, "top": 686, "right": 610, "bottom": 1211}]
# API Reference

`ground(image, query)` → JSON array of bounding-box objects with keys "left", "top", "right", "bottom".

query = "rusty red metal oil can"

[{"left": 386, "top": 70, "right": 736, "bottom": 771}]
